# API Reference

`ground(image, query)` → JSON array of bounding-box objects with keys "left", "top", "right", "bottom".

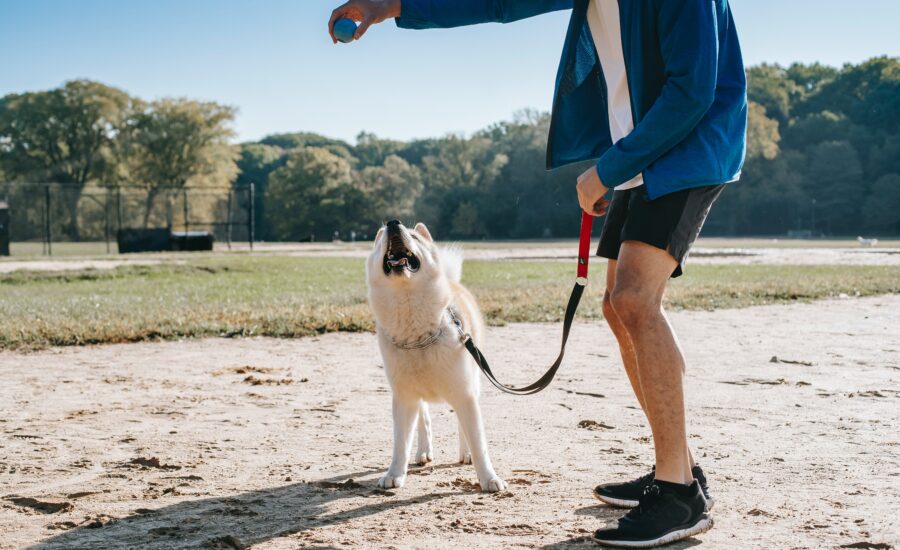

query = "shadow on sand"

[
  {"left": 29, "top": 467, "right": 462, "bottom": 549},
  {"left": 28, "top": 466, "right": 709, "bottom": 549}
]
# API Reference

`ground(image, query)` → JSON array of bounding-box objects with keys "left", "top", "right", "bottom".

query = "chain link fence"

[{"left": 0, "top": 182, "right": 255, "bottom": 256}]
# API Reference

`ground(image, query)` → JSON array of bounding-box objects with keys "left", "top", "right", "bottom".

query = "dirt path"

[
  {"left": 0, "top": 259, "right": 167, "bottom": 274},
  {"left": 1, "top": 296, "right": 898, "bottom": 549}
]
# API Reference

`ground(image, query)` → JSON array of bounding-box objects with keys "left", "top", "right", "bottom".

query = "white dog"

[
  {"left": 857, "top": 236, "right": 879, "bottom": 247},
  {"left": 366, "top": 220, "right": 506, "bottom": 492}
]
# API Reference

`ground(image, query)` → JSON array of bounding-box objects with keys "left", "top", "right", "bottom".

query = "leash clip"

[{"left": 447, "top": 308, "right": 472, "bottom": 344}]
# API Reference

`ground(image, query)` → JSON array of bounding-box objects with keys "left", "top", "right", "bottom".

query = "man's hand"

[
  {"left": 576, "top": 165, "right": 610, "bottom": 217},
  {"left": 329, "top": 0, "right": 401, "bottom": 43}
]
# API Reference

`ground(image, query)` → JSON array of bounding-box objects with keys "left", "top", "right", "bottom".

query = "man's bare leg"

[
  {"left": 603, "top": 260, "right": 648, "bottom": 414},
  {"left": 608, "top": 241, "right": 692, "bottom": 485},
  {"left": 604, "top": 258, "right": 696, "bottom": 471}
]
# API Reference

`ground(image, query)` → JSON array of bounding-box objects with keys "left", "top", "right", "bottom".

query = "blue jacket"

[{"left": 396, "top": 0, "right": 747, "bottom": 199}]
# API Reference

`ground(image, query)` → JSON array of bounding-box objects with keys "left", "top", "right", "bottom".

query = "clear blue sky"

[{"left": 1, "top": 0, "right": 897, "bottom": 144}]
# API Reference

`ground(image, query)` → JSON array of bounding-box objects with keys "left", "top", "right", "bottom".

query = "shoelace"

[
  {"left": 622, "top": 483, "right": 665, "bottom": 522},
  {"left": 633, "top": 470, "right": 655, "bottom": 488}
]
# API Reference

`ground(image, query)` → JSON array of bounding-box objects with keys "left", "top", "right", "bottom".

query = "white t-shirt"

[{"left": 586, "top": 0, "right": 644, "bottom": 191}]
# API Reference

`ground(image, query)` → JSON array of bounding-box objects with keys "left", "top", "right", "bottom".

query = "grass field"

[
  {"left": 8, "top": 241, "right": 115, "bottom": 258},
  {"left": 1, "top": 255, "right": 898, "bottom": 350}
]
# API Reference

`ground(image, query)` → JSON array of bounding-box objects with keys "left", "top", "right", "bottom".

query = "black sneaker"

[
  {"left": 591, "top": 480, "right": 713, "bottom": 548},
  {"left": 593, "top": 465, "right": 714, "bottom": 512},
  {"left": 691, "top": 465, "right": 715, "bottom": 512},
  {"left": 592, "top": 468, "right": 656, "bottom": 508}
]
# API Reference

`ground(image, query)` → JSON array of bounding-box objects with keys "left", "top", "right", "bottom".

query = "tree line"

[
  {"left": 2, "top": 56, "right": 898, "bottom": 242},
  {"left": 0, "top": 81, "right": 236, "bottom": 240}
]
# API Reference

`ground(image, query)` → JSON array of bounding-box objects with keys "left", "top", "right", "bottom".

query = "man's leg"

[
  {"left": 604, "top": 258, "right": 696, "bottom": 471},
  {"left": 609, "top": 240, "right": 692, "bottom": 485},
  {"left": 603, "top": 260, "right": 648, "bottom": 413}
]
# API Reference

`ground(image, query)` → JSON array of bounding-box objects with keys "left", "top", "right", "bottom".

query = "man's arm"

[
  {"left": 396, "top": 0, "right": 572, "bottom": 30},
  {"left": 330, "top": 0, "right": 571, "bottom": 42},
  {"left": 594, "top": 0, "right": 719, "bottom": 188}
]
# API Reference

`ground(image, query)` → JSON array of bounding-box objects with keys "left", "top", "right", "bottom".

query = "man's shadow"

[{"left": 29, "top": 466, "right": 463, "bottom": 550}]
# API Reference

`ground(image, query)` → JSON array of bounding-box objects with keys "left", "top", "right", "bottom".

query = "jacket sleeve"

[
  {"left": 396, "top": 0, "right": 572, "bottom": 29},
  {"left": 595, "top": 0, "right": 719, "bottom": 188}
]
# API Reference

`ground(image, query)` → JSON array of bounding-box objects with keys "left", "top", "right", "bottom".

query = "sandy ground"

[{"left": 1, "top": 296, "right": 899, "bottom": 549}]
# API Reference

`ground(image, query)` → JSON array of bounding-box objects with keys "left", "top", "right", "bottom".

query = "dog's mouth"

[{"left": 382, "top": 231, "right": 421, "bottom": 276}]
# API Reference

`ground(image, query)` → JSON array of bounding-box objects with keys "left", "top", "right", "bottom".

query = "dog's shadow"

[{"left": 28, "top": 467, "right": 462, "bottom": 550}]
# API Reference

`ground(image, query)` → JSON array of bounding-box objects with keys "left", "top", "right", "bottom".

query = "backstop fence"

[{"left": 0, "top": 182, "right": 256, "bottom": 255}]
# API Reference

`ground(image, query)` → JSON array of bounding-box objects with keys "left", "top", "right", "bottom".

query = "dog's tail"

[{"left": 441, "top": 244, "right": 464, "bottom": 283}]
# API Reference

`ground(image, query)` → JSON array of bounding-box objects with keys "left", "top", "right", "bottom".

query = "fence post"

[
  {"left": 248, "top": 183, "right": 255, "bottom": 251},
  {"left": 44, "top": 185, "right": 52, "bottom": 256},
  {"left": 226, "top": 187, "right": 233, "bottom": 251},
  {"left": 182, "top": 187, "right": 189, "bottom": 235},
  {"left": 105, "top": 189, "right": 111, "bottom": 254},
  {"left": 116, "top": 185, "right": 122, "bottom": 235}
]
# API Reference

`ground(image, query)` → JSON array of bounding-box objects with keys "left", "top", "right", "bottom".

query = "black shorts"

[{"left": 596, "top": 184, "right": 725, "bottom": 278}]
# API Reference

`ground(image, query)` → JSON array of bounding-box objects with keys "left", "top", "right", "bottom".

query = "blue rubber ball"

[{"left": 334, "top": 18, "right": 358, "bottom": 43}]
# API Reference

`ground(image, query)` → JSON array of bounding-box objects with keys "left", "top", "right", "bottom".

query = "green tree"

[
  {"left": 416, "top": 134, "right": 507, "bottom": 237},
  {"left": 260, "top": 132, "right": 356, "bottom": 164},
  {"left": 861, "top": 174, "right": 900, "bottom": 232},
  {"left": 479, "top": 110, "right": 586, "bottom": 238},
  {"left": 360, "top": 155, "right": 423, "bottom": 228},
  {"left": 867, "top": 133, "right": 900, "bottom": 179},
  {"left": 805, "top": 141, "right": 863, "bottom": 234},
  {"left": 785, "top": 62, "right": 838, "bottom": 96},
  {"left": 450, "top": 201, "right": 484, "bottom": 238},
  {"left": 0, "top": 80, "right": 131, "bottom": 239},
  {"left": 354, "top": 132, "right": 407, "bottom": 168},
  {"left": 119, "top": 99, "right": 238, "bottom": 227},
  {"left": 236, "top": 143, "right": 285, "bottom": 239},
  {"left": 265, "top": 147, "right": 363, "bottom": 240},
  {"left": 797, "top": 56, "right": 900, "bottom": 133},
  {"left": 746, "top": 64, "right": 800, "bottom": 127},
  {"left": 746, "top": 101, "right": 780, "bottom": 160}
]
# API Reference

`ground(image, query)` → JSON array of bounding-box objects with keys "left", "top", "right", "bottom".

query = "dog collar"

[
  {"left": 389, "top": 325, "right": 444, "bottom": 350},
  {"left": 385, "top": 308, "right": 467, "bottom": 351}
]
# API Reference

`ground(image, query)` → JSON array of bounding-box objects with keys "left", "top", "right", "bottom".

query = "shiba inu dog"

[{"left": 365, "top": 220, "right": 506, "bottom": 492}]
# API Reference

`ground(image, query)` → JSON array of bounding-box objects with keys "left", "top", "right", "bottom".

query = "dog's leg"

[
  {"left": 414, "top": 401, "right": 434, "bottom": 465},
  {"left": 458, "top": 421, "right": 472, "bottom": 464},
  {"left": 378, "top": 396, "right": 418, "bottom": 489},
  {"left": 452, "top": 396, "right": 506, "bottom": 492}
]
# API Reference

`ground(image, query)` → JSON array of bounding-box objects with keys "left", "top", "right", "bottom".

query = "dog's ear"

[{"left": 414, "top": 223, "right": 433, "bottom": 242}]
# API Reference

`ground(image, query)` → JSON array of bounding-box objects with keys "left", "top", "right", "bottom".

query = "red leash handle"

[{"left": 576, "top": 211, "right": 594, "bottom": 283}]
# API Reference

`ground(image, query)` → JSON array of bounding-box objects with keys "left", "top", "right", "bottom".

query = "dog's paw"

[
  {"left": 415, "top": 449, "right": 434, "bottom": 465},
  {"left": 458, "top": 452, "right": 472, "bottom": 465},
  {"left": 481, "top": 477, "right": 507, "bottom": 493},
  {"left": 377, "top": 472, "right": 406, "bottom": 489}
]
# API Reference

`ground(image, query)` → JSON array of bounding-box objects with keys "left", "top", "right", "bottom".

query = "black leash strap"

[{"left": 462, "top": 212, "right": 595, "bottom": 396}]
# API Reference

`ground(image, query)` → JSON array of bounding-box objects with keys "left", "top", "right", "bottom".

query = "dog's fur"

[
  {"left": 366, "top": 221, "right": 506, "bottom": 492},
  {"left": 857, "top": 236, "right": 879, "bottom": 247}
]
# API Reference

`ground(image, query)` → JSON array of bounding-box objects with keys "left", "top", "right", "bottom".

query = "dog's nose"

[{"left": 386, "top": 219, "right": 402, "bottom": 228}]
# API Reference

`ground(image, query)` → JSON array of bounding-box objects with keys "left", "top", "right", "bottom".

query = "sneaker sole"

[
  {"left": 593, "top": 490, "right": 715, "bottom": 513},
  {"left": 591, "top": 514, "right": 714, "bottom": 548},
  {"left": 592, "top": 490, "right": 639, "bottom": 508}
]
